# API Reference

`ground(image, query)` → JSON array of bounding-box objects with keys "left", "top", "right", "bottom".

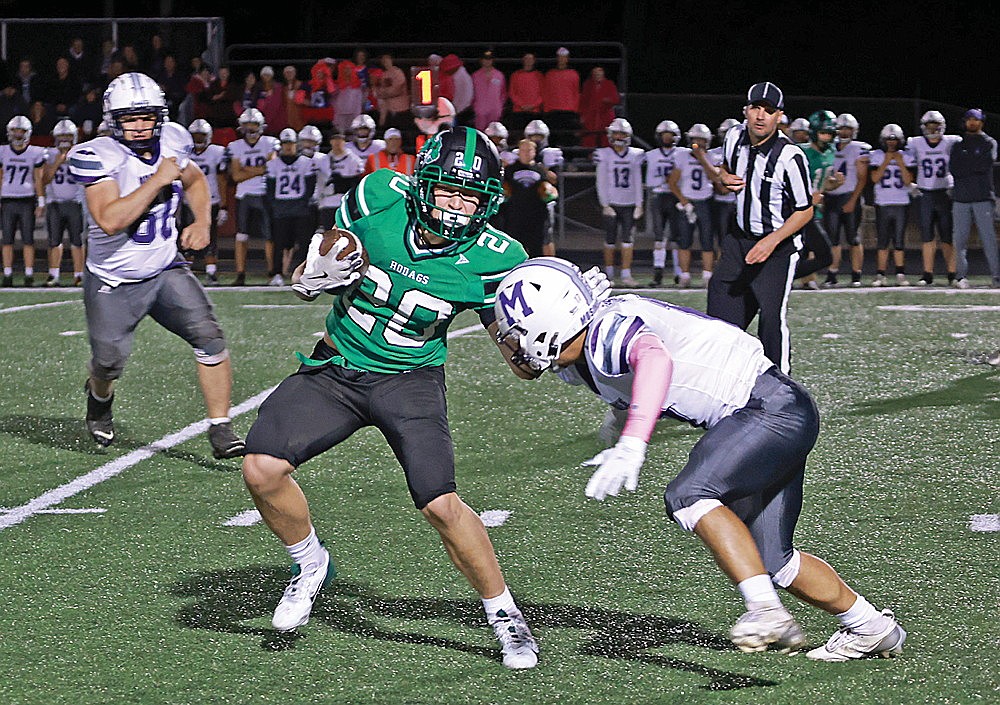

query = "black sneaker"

[
  {"left": 73, "top": 275, "right": 83, "bottom": 286},
  {"left": 23, "top": 275, "right": 33, "bottom": 287},
  {"left": 1, "top": 275, "right": 12, "bottom": 287},
  {"left": 208, "top": 421, "right": 246, "bottom": 459},
  {"left": 46, "top": 275, "right": 60, "bottom": 287},
  {"left": 206, "top": 272, "right": 219, "bottom": 287},
  {"left": 230, "top": 272, "right": 246, "bottom": 286},
  {"left": 85, "top": 380, "right": 115, "bottom": 447},
  {"left": 823, "top": 272, "right": 838, "bottom": 288}
]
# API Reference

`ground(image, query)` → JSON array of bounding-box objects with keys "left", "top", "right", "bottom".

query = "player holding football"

[
  {"left": 493, "top": 257, "right": 907, "bottom": 662},
  {"left": 67, "top": 72, "right": 245, "bottom": 459},
  {"left": 242, "top": 126, "right": 576, "bottom": 669}
]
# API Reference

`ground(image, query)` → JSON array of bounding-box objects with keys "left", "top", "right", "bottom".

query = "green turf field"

[{"left": 1, "top": 283, "right": 998, "bottom": 705}]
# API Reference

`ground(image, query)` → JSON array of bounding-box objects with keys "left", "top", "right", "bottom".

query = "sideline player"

[
  {"left": 264, "top": 128, "right": 317, "bottom": 284},
  {"left": 644, "top": 119, "right": 682, "bottom": 287},
  {"left": 315, "top": 130, "right": 365, "bottom": 231},
  {"left": 0, "top": 115, "right": 46, "bottom": 287},
  {"left": 823, "top": 113, "right": 870, "bottom": 287},
  {"left": 494, "top": 257, "right": 908, "bottom": 662},
  {"left": 667, "top": 123, "right": 716, "bottom": 287},
  {"left": 593, "top": 117, "right": 645, "bottom": 286},
  {"left": 793, "top": 110, "right": 838, "bottom": 289},
  {"left": 187, "top": 119, "right": 229, "bottom": 286},
  {"left": 241, "top": 126, "right": 544, "bottom": 669},
  {"left": 41, "top": 118, "right": 86, "bottom": 287},
  {"left": 67, "top": 72, "right": 245, "bottom": 459}
]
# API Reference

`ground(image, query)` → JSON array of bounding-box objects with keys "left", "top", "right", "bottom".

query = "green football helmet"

[
  {"left": 409, "top": 126, "right": 505, "bottom": 249},
  {"left": 808, "top": 110, "right": 837, "bottom": 143}
]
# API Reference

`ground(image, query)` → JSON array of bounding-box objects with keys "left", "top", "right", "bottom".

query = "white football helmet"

[
  {"left": 485, "top": 121, "right": 509, "bottom": 151},
  {"left": 350, "top": 114, "right": 376, "bottom": 148},
  {"left": 879, "top": 123, "right": 906, "bottom": 148},
  {"left": 717, "top": 118, "right": 740, "bottom": 141},
  {"left": 187, "top": 118, "right": 213, "bottom": 150},
  {"left": 298, "top": 124, "right": 323, "bottom": 156},
  {"left": 52, "top": 118, "right": 79, "bottom": 150},
  {"left": 524, "top": 118, "right": 551, "bottom": 147},
  {"left": 789, "top": 117, "right": 810, "bottom": 133},
  {"left": 6, "top": 115, "right": 32, "bottom": 149},
  {"left": 494, "top": 257, "right": 610, "bottom": 373},
  {"left": 278, "top": 127, "right": 298, "bottom": 144},
  {"left": 103, "top": 72, "right": 168, "bottom": 153},
  {"left": 686, "top": 123, "right": 712, "bottom": 146},
  {"left": 238, "top": 108, "right": 266, "bottom": 140},
  {"left": 96, "top": 119, "right": 112, "bottom": 137},
  {"left": 607, "top": 117, "right": 633, "bottom": 149},
  {"left": 920, "top": 110, "right": 946, "bottom": 138},
  {"left": 834, "top": 113, "right": 859, "bottom": 140},
  {"left": 655, "top": 119, "right": 681, "bottom": 146}
]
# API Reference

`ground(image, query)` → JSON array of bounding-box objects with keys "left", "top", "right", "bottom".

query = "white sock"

[
  {"left": 3, "top": 267, "right": 12, "bottom": 276},
  {"left": 208, "top": 416, "right": 231, "bottom": 425},
  {"left": 24, "top": 267, "right": 33, "bottom": 277},
  {"left": 206, "top": 264, "right": 217, "bottom": 275},
  {"left": 703, "top": 270, "right": 712, "bottom": 283},
  {"left": 621, "top": 267, "right": 632, "bottom": 279},
  {"left": 49, "top": 268, "right": 60, "bottom": 278},
  {"left": 482, "top": 586, "right": 517, "bottom": 621},
  {"left": 74, "top": 271, "right": 83, "bottom": 278},
  {"left": 837, "top": 594, "right": 888, "bottom": 634},
  {"left": 605, "top": 266, "right": 615, "bottom": 278},
  {"left": 738, "top": 574, "right": 780, "bottom": 607},
  {"left": 286, "top": 527, "right": 324, "bottom": 571}
]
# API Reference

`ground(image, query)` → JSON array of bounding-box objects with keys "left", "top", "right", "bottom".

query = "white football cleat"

[
  {"left": 491, "top": 609, "right": 538, "bottom": 669},
  {"left": 271, "top": 547, "right": 334, "bottom": 632},
  {"left": 730, "top": 602, "right": 806, "bottom": 654},
  {"left": 806, "top": 609, "right": 906, "bottom": 662}
]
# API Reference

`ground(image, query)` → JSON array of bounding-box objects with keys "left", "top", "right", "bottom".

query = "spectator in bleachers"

[
  {"left": 353, "top": 49, "right": 374, "bottom": 116},
  {"left": 165, "top": 53, "right": 196, "bottom": 122},
  {"left": 255, "top": 65, "right": 287, "bottom": 136},
  {"left": 442, "top": 53, "right": 474, "bottom": 127},
  {"left": 118, "top": 44, "right": 141, "bottom": 74},
  {"left": 508, "top": 52, "right": 543, "bottom": 134},
  {"left": 542, "top": 47, "right": 581, "bottom": 148},
  {"left": 146, "top": 34, "right": 168, "bottom": 79},
  {"left": 0, "top": 86, "right": 30, "bottom": 131},
  {"left": 63, "top": 37, "right": 94, "bottom": 86},
  {"left": 13, "top": 58, "right": 44, "bottom": 106},
  {"left": 97, "top": 39, "right": 117, "bottom": 86},
  {"left": 204, "top": 66, "right": 241, "bottom": 130},
  {"left": 238, "top": 70, "right": 258, "bottom": 114},
  {"left": 472, "top": 50, "right": 507, "bottom": 132},
  {"left": 43, "top": 57, "right": 81, "bottom": 118},
  {"left": 282, "top": 65, "right": 308, "bottom": 131},
  {"left": 579, "top": 66, "right": 620, "bottom": 148},
  {"left": 374, "top": 52, "right": 410, "bottom": 140},
  {"left": 333, "top": 56, "right": 363, "bottom": 135},
  {"left": 69, "top": 83, "right": 102, "bottom": 141},
  {"left": 103, "top": 56, "right": 125, "bottom": 91},
  {"left": 949, "top": 108, "right": 1000, "bottom": 288},
  {"left": 27, "top": 100, "right": 56, "bottom": 144}
]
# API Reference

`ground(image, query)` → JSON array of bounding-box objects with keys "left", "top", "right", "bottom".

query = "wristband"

[{"left": 37, "top": 196, "right": 46, "bottom": 208}]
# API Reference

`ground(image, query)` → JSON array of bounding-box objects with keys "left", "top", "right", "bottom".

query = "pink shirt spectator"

[{"left": 471, "top": 54, "right": 507, "bottom": 132}]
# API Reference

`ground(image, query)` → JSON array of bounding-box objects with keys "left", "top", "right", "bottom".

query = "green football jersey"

[
  {"left": 323, "top": 168, "right": 527, "bottom": 373},
  {"left": 800, "top": 143, "right": 835, "bottom": 220}
]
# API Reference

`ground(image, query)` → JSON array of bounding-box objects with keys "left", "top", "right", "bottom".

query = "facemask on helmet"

[{"left": 103, "top": 72, "right": 168, "bottom": 154}]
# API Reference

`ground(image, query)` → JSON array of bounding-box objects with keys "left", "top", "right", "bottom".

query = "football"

[{"left": 290, "top": 228, "right": 369, "bottom": 301}]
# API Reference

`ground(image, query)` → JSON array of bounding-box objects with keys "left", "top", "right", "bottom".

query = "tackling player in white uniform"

[
  {"left": 42, "top": 118, "right": 86, "bottom": 287},
  {"left": 225, "top": 108, "right": 279, "bottom": 285},
  {"left": 494, "top": 257, "right": 907, "bottom": 663},
  {"left": 0, "top": 115, "right": 47, "bottom": 287},
  {"left": 593, "top": 117, "right": 645, "bottom": 286},
  {"left": 869, "top": 124, "right": 915, "bottom": 286},
  {"left": 346, "top": 114, "right": 385, "bottom": 163},
  {"left": 188, "top": 119, "right": 229, "bottom": 286},
  {"left": 667, "top": 123, "right": 716, "bottom": 287},
  {"left": 644, "top": 120, "right": 682, "bottom": 286},
  {"left": 906, "top": 110, "right": 962, "bottom": 285},
  {"left": 823, "top": 113, "right": 870, "bottom": 287},
  {"left": 68, "top": 72, "right": 245, "bottom": 459}
]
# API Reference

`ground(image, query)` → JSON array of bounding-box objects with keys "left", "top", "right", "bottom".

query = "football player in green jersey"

[
  {"left": 241, "top": 127, "right": 545, "bottom": 668},
  {"left": 793, "top": 111, "right": 838, "bottom": 289}
]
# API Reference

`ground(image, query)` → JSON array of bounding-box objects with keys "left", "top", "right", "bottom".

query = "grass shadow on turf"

[
  {"left": 0, "top": 414, "right": 242, "bottom": 471},
  {"left": 172, "top": 566, "right": 778, "bottom": 690},
  {"left": 845, "top": 371, "right": 1000, "bottom": 420}
]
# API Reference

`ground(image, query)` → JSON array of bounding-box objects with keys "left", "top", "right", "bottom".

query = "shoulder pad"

[
  {"left": 67, "top": 137, "right": 126, "bottom": 185},
  {"left": 336, "top": 168, "right": 410, "bottom": 229}
]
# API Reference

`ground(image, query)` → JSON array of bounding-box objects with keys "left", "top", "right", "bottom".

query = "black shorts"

[
  {"left": 1, "top": 197, "right": 36, "bottom": 246},
  {"left": 46, "top": 201, "right": 84, "bottom": 248},
  {"left": 244, "top": 339, "right": 456, "bottom": 509},
  {"left": 236, "top": 195, "right": 272, "bottom": 241}
]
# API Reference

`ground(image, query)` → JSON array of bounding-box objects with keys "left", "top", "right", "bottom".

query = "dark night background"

[{"left": 2, "top": 1, "right": 999, "bottom": 117}]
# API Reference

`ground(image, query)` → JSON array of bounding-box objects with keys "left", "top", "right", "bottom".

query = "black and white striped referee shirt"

[{"left": 722, "top": 124, "right": 811, "bottom": 237}]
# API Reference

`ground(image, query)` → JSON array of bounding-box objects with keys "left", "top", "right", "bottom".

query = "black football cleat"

[
  {"left": 208, "top": 421, "right": 246, "bottom": 459},
  {"left": 85, "top": 380, "right": 115, "bottom": 447}
]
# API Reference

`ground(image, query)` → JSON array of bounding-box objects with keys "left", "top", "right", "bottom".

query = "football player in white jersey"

[
  {"left": 188, "top": 119, "right": 229, "bottom": 286},
  {"left": 906, "top": 110, "right": 962, "bottom": 285},
  {"left": 67, "top": 72, "right": 245, "bottom": 459},
  {"left": 297, "top": 124, "right": 325, "bottom": 234},
  {"left": 705, "top": 119, "right": 740, "bottom": 284},
  {"left": 485, "top": 121, "right": 516, "bottom": 166},
  {"left": 667, "top": 123, "right": 716, "bottom": 287},
  {"left": 593, "top": 117, "right": 645, "bottom": 286},
  {"left": 823, "top": 113, "right": 870, "bottom": 287},
  {"left": 41, "top": 118, "right": 86, "bottom": 287},
  {"left": 0, "top": 115, "right": 47, "bottom": 287},
  {"left": 789, "top": 117, "right": 810, "bottom": 145},
  {"left": 869, "top": 124, "right": 915, "bottom": 286},
  {"left": 494, "top": 257, "right": 907, "bottom": 662},
  {"left": 225, "top": 108, "right": 279, "bottom": 285},
  {"left": 265, "top": 128, "right": 318, "bottom": 284},
  {"left": 346, "top": 114, "right": 385, "bottom": 163},
  {"left": 644, "top": 120, "right": 682, "bottom": 286},
  {"left": 315, "top": 130, "right": 366, "bottom": 230},
  {"left": 522, "top": 119, "right": 563, "bottom": 256}
]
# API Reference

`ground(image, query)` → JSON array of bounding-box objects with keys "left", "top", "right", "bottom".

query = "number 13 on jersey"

[{"left": 410, "top": 66, "right": 440, "bottom": 117}]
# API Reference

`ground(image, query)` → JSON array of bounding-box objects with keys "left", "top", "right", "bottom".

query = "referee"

[{"left": 707, "top": 82, "right": 813, "bottom": 373}]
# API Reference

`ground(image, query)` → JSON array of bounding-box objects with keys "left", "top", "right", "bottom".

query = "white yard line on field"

[
  {"left": 3, "top": 324, "right": 487, "bottom": 532},
  {"left": 0, "top": 300, "right": 79, "bottom": 314}
]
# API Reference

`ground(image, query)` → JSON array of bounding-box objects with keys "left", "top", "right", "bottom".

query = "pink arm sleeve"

[{"left": 620, "top": 334, "right": 673, "bottom": 443}]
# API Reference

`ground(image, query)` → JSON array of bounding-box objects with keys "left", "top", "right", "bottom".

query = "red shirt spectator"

[
  {"left": 374, "top": 53, "right": 409, "bottom": 126},
  {"left": 254, "top": 65, "right": 287, "bottom": 135},
  {"left": 509, "top": 53, "right": 543, "bottom": 119},
  {"left": 542, "top": 47, "right": 581, "bottom": 147},
  {"left": 579, "top": 66, "right": 620, "bottom": 148}
]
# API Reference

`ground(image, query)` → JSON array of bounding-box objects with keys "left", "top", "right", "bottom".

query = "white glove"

[
  {"left": 581, "top": 266, "right": 612, "bottom": 303},
  {"left": 584, "top": 436, "right": 647, "bottom": 501},
  {"left": 602, "top": 205, "right": 615, "bottom": 217},
  {"left": 291, "top": 231, "right": 363, "bottom": 301},
  {"left": 633, "top": 205, "right": 644, "bottom": 220},
  {"left": 677, "top": 202, "right": 697, "bottom": 224},
  {"left": 216, "top": 207, "right": 228, "bottom": 226}
]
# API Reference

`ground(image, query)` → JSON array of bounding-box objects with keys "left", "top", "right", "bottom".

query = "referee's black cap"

[{"left": 747, "top": 82, "right": 784, "bottom": 110}]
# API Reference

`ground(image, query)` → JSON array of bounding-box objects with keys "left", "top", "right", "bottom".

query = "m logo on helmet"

[{"left": 497, "top": 280, "right": 534, "bottom": 324}]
